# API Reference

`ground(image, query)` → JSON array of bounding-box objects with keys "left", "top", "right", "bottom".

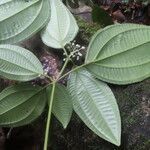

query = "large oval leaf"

[
  {"left": 67, "top": 68, "right": 121, "bottom": 146},
  {"left": 47, "top": 83, "right": 73, "bottom": 128},
  {"left": 0, "top": 0, "right": 50, "bottom": 44},
  {"left": 0, "top": 44, "right": 43, "bottom": 81},
  {"left": 41, "top": 0, "right": 79, "bottom": 49},
  {"left": 85, "top": 24, "right": 150, "bottom": 84},
  {"left": 0, "top": 84, "right": 46, "bottom": 127}
]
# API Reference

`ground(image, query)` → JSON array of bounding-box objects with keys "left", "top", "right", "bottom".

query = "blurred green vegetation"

[{"left": 76, "top": 17, "right": 101, "bottom": 44}]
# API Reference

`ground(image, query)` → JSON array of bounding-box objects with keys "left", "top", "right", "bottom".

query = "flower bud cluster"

[{"left": 64, "top": 40, "right": 85, "bottom": 62}]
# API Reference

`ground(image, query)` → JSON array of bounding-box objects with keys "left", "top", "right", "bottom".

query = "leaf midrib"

[
  {"left": 72, "top": 73, "right": 111, "bottom": 141},
  {"left": 0, "top": 0, "right": 40, "bottom": 22},
  {"left": 86, "top": 40, "right": 150, "bottom": 65},
  {"left": 0, "top": 47, "right": 42, "bottom": 74},
  {"left": 86, "top": 27, "right": 150, "bottom": 62},
  {"left": 77, "top": 72, "right": 117, "bottom": 140},
  {"left": 0, "top": 88, "right": 43, "bottom": 115},
  {"left": 0, "top": 0, "right": 43, "bottom": 41}
]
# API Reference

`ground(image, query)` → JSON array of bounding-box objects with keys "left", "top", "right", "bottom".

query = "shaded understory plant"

[{"left": 0, "top": 0, "right": 149, "bottom": 150}]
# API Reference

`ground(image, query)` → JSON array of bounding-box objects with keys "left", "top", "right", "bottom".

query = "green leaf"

[
  {"left": 0, "top": 44, "right": 43, "bottom": 81},
  {"left": 92, "top": 5, "right": 113, "bottom": 27},
  {"left": 85, "top": 24, "right": 150, "bottom": 84},
  {"left": 0, "top": 84, "right": 46, "bottom": 127},
  {"left": 0, "top": 0, "right": 50, "bottom": 44},
  {"left": 67, "top": 68, "right": 121, "bottom": 146},
  {"left": 41, "top": 0, "right": 79, "bottom": 49},
  {"left": 47, "top": 83, "right": 73, "bottom": 128}
]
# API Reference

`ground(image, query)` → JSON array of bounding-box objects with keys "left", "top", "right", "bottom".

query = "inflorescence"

[{"left": 64, "top": 40, "right": 85, "bottom": 62}]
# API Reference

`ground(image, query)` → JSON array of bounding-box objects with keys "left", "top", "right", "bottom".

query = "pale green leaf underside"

[
  {"left": 41, "top": 0, "right": 79, "bottom": 49},
  {"left": 47, "top": 83, "right": 73, "bottom": 128},
  {"left": 0, "top": 84, "right": 46, "bottom": 127},
  {"left": 85, "top": 24, "right": 150, "bottom": 84},
  {"left": 0, "top": 0, "right": 50, "bottom": 44},
  {"left": 0, "top": 44, "right": 43, "bottom": 81},
  {"left": 68, "top": 68, "right": 121, "bottom": 146}
]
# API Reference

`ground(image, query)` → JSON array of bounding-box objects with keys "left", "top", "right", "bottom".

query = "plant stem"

[
  {"left": 58, "top": 63, "right": 88, "bottom": 81},
  {"left": 58, "top": 58, "right": 69, "bottom": 79},
  {"left": 56, "top": 46, "right": 70, "bottom": 80},
  {"left": 43, "top": 82, "right": 56, "bottom": 150},
  {"left": 45, "top": 74, "right": 53, "bottom": 82},
  {"left": 43, "top": 47, "right": 70, "bottom": 150},
  {"left": 62, "top": 47, "right": 68, "bottom": 57}
]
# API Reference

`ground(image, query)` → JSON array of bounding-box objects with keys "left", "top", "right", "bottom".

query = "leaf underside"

[
  {"left": 85, "top": 24, "right": 150, "bottom": 84},
  {"left": 0, "top": 0, "right": 50, "bottom": 44},
  {"left": 0, "top": 84, "right": 46, "bottom": 127},
  {"left": 47, "top": 83, "right": 73, "bottom": 128},
  {"left": 68, "top": 68, "right": 121, "bottom": 146},
  {"left": 41, "top": 0, "right": 79, "bottom": 48},
  {"left": 0, "top": 44, "right": 43, "bottom": 81}
]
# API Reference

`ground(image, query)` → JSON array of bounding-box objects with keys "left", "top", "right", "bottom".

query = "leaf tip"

[
  {"left": 63, "top": 124, "right": 68, "bottom": 129},
  {"left": 112, "top": 133, "right": 121, "bottom": 146}
]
